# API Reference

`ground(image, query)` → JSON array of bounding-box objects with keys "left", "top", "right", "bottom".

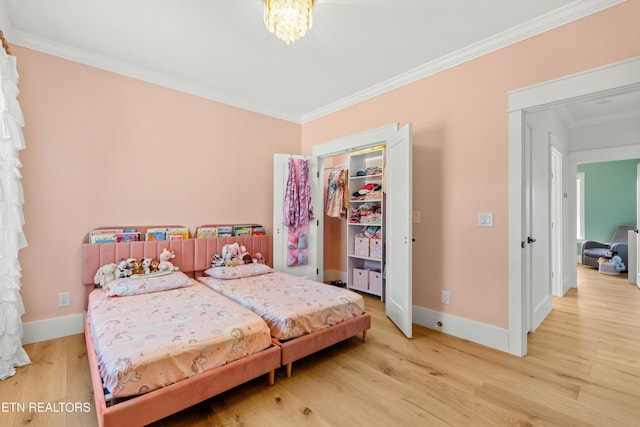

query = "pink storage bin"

[
  {"left": 354, "top": 237, "right": 370, "bottom": 257},
  {"left": 369, "top": 238, "right": 382, "bottom": 259},
  {"left": 369, "top": 271, "right": 383, "bottom": 294},
  {"left": 352, "top": 268, "right": 368, "bottom": 290}
]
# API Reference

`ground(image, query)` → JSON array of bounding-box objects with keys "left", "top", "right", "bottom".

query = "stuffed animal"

[
  {"left": 221, "top": 243, "right": 241, "bottom": 263},
  {"left": 94, "top": 263, "right": 118, "bottom": 287},
  {"left": 158, "top": 248, "right": 178, "bottom": 272},
  {"left": 142, "top": 258, "right": 151, "bottom": 275},
  {"left": 253, "top": 252, "right": 265, "bottom": 264},
  {"left": 131, "top": 259, "right": 144, "bottom": 275},
  {"left": 611, "top": 255, "right": 626, "bottom": 272},
  {"left": 212, "top": 253, "right": 225, "bottom": 268},
  {"left": 115, "top": 259, "right": 132, "bottom": 279},
  {"left": 150, "top": 259, "right": 159, "bottom": 273}
]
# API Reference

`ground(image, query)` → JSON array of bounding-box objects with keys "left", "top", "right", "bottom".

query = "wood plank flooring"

[{"left": 1, "top": 264, "right": 638, "bottom": 426}]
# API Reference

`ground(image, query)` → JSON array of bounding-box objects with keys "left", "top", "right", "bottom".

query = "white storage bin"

[{"left": 598, "top": 261, "right": 620, "bottom": 275}]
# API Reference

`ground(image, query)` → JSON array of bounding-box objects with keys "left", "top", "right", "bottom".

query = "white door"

[
  {"left": 550, "top": 146, "right": 563, "bottom": 296},
  {"left": 273, "top": 154, "right": 323, "bottom": 281},
  {"left": 524, "top": 117, "right": 553, "bottom": 333},
  {"left": 385, "top": 123, "right": 413, "bottom": 338}
]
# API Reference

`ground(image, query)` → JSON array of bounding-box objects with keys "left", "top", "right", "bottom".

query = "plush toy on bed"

[
  {"left": 131, "top": 258, "right": 144, "bottom": 275},
  {"left": 253, "top": 252, "right": 265, "bottom": 264},
  {"left": 611, "top": 255, "right": 626, "bottom": 272},
  {"left": 221, "top": 243, "right": 243, "bottom": 266},
  {"left": 94, "top": 263, "right": 118, "bottom": 287},
  {"left": 158, "top": 248, "right": 178, "bottom": 272},
  {"left": 142, "top": 258, "right": 152, "bottom": 275},
  {"left": 115, "top": 259, "right": 133, "bottom": 279},
  {"left": 149, "top": 259, "right": 159, "bottom": 273},
  {"left": 212, "top": 253, "right": 225, "bottom": 268}
]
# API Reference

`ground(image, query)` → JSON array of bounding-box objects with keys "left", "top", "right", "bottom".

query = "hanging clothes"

[
  {"left": 0, "top": 44, "right": 31, "bottom": 380},
  {"left": 326, "top": 169, "right": 347, "bottom": 218},
  {"left": 283, "top": 159, "right": 314, "bottom": 266}
]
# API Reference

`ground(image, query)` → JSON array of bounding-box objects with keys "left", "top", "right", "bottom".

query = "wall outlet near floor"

[
  {"left": 58, "top": 292, "right": 70, "bottom": 307},
  {"left": 441, "top": 290, "right": 450, "bottom": 305}
]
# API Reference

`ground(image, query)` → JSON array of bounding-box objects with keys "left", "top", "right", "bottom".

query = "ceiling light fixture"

[{"left": 264, "top": 0, "right": 314, "bottom": 45}]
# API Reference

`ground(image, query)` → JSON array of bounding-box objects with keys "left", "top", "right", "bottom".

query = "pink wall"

[
  {"left": 301, "top": 1, "right": 640, "bottom": 328},
  {"left": 15, "top": 47, "right": 300, "bottom": 322},
  {"left": 13, "top": 1, "right": 640, "bottom": 330}
]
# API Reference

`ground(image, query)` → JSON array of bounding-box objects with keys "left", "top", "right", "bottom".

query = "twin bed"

[{"left": 81, "top": 232, "right": 371, "bottom": 427}]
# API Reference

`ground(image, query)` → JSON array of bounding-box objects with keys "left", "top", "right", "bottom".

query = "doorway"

[{"left": 507, "top": 56, "right": 640, "bottom": 356}]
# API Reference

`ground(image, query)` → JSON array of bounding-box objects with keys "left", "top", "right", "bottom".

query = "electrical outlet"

[
  {"left": 441, "top": 290, "right": 450, "bottom": 305},
  {"left": 58, "top": 292, "right": 70, "bottom": 307}
]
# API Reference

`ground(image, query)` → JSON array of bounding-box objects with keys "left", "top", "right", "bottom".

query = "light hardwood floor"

[{"left": 1, "top": 264, "right": 639, "bottom": 426}]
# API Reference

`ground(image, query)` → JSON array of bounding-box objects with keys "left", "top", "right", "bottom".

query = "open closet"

[{"left": 273, "top": 123, "right": 413, "bottom": 338}]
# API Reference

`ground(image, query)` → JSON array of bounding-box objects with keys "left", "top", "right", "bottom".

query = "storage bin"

[
  {"left": 598, "top": 261, "right": 620, "bottom": 275},
  {"left": 369, "top": 270, "right": 383, "bottom": 294},
  {"left": 354, "top": 237, "right": 370, "bottom": 257},
  {"left": 369, "top": 238, "right": 382, "bottom": 259},
  {"left": 352, "top": 268, "right": 369, "bottom": 290}
]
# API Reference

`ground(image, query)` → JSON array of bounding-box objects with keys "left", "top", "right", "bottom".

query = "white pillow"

[
  {"left": 204, "top": 263, "right": 274, "bottom": 280},
  {"left": 105, "top": 271, "right": 193, "bottom": 297}
]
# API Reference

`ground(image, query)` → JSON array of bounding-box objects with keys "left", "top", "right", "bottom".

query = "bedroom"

[{"left": 0, "top": 0, "right": 639, "bottom": 425}]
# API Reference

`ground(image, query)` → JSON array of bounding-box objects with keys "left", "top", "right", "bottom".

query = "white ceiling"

[{"left": 0, "top": 0, "right": 631, "bottom": 123}]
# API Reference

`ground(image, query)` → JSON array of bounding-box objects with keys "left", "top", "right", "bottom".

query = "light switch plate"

[{"left": 478, "top": 212, "right": 493, "bottom": 227}]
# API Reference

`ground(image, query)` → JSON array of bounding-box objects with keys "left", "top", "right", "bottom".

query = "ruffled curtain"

[{"left": 0, "top": 43, "right": 31, "bottom": 380}]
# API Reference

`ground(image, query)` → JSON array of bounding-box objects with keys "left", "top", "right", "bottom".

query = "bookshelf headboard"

[{"left": 82, "top": 235, "right": 271, "bottom": 307}]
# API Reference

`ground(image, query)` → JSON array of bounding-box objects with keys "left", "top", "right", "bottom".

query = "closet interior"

[{"left": 323, "top": 146, "right": 386, "bottom": 300}]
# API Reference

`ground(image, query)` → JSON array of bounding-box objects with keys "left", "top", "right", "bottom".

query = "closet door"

[
  {"left": 385, "top": 124, "right": 413, "bottom": 338},
  {"left": 273, "top": 154, "right": 323, "bottom": 281}
]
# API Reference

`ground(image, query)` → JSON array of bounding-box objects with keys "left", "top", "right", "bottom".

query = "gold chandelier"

[{"left": 264, "top": 0, "right": 315, "bottom": 45}]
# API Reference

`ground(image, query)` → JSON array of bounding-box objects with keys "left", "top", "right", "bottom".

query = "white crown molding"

[
  {"left": 4, "top": 29, "right": 301, "bottom": 124},
  {"left": 1, "top": 0, "right": 626, "bottom": 125},
  {"left": 300, "top": 0, "right": 626, "bottom": 123}
]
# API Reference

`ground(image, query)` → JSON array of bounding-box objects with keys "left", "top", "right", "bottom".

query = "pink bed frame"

[
  {"left": 82, "top": 231, "right": 370, "bottom": 425},
  {"left": 82, "top": 233, "right": 277, "bottom": 427},
  {"left": 189, "top": 236, "right": 372, "bottom": 377}
]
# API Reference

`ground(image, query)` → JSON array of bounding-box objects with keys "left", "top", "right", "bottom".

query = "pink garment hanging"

[{"left": 282, "top": 159, "right": 314, "bottom": 266}]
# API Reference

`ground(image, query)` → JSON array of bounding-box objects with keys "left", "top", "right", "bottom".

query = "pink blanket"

[
  {"left": 198, "top": 271, "right": 366, "bottom": 341},
  {"left": 87, "top": 282, "right": 272, "bottom": 398}
]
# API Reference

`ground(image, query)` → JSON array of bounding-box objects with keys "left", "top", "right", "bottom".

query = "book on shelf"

[
  {"left": 145, "top": 227, "right": 190, "bottom": 241},
  {"left": 252, "top": 226, "right": 265, "bottom": 235},
  {"left": 234, "top": 225, "right": 253, "bottom": 236},
  {"left": 115, "top": 232, "right": 141, "bottom": 242},
  {"left": 196, "top": 226, "right": 218, "bottom": 238},
  {"left": 89, "top": 228, "right": 125, "bottom": 244},
  {"left": 217, "top": 226, "right": 233, "bottom": 237}
]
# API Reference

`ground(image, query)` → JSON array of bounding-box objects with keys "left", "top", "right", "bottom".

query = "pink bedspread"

[
  {"left": 198, "top": 271, "right": 366, "bottom": 341},
  {"left": 87, "top": 282, "right": 272, "bottom": 398}
]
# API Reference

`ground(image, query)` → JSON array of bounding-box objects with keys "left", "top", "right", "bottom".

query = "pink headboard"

[{"left": 82, "top": 235, "right": 270, "bottom": 307}]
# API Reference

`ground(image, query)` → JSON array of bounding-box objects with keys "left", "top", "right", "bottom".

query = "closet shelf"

[
  {"left": 348, "top": 254, "right": 382, "bottom": 262},
  {"left": 349, "top": 222, "right": 382, "bottom": 226},
  {"left": 349, "top": 174, "right": 382, "bottom": 180},
  {"left": 349, "top": 199, "right": 382, "bottom": 203}
]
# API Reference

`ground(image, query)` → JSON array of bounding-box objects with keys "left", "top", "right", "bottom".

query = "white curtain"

[{"left": 0, "top": 46, "right": 31, "bottom": 379}]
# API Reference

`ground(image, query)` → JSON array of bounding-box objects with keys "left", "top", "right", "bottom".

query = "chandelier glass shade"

[{"left": 264, "top": 0, "right": 314, "bottom": 45}]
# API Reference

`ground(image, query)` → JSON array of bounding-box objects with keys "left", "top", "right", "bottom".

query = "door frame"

[
  {"left": 508, "top": 56, "right": 640, "bottom": 356},
  {"left": 550, "top": 145, "right": 564, "bottom": 297}
]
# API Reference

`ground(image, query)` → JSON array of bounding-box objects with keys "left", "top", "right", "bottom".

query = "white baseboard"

[
  {"left": 412, "top": 306, "right": 509, "bottom": 353},
  {"left": 22, "top": 314, "right": 84, "bottom": 345}
]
